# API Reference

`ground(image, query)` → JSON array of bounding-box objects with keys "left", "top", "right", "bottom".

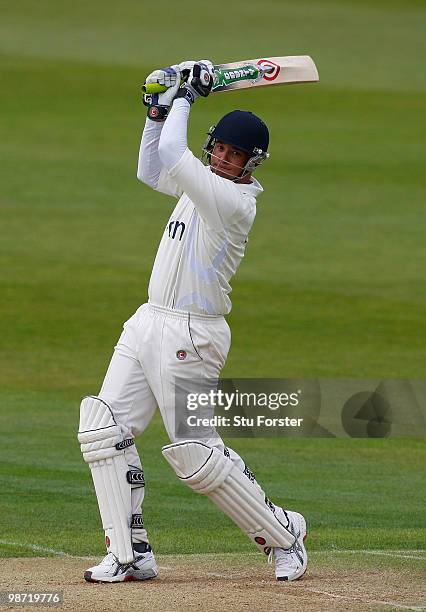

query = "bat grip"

[{"left": 142, "top": 83, "right": 167, "bottom": 94}]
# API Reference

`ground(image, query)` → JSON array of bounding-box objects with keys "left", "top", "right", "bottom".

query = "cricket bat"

[{"left": 142, "top": 56, "right": 319, "bottom": 95}]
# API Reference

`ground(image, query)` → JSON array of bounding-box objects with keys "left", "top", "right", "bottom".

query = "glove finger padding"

[
  {"left": 175, "top": 61, "right": 214, "bottom": 104},
  {"left": 189, "top": 61, "right": 214, "bottom": 97},
  {"left": 143, "top": 64, "right": 182, "bottom": 121},
  {"left": 178, "top": 60, "right": 197, "bottom": 84},
  {"left": 157, "top": 70, "right": 181, "bottom": 106},
  {"left": 145, "top": 66, "right": 179, "bottom": 88},
  {"left": 178, "top": 60, "right": 197, "bottom": 75}
]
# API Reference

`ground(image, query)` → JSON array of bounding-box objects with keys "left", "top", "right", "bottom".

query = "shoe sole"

[{"left": 84, "top": 569, "right": 158, "bottom": 583}]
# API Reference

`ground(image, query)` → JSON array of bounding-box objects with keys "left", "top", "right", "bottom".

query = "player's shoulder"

[
  {"left": 235, "top": 176, "right": 263, "bottom": 199},
  {"left": 226, "top": 186, "right": 258, "bottom": 228}
]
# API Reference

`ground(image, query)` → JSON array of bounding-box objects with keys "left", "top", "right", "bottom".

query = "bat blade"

[
  {"left": 142, "top": 55, "right": 319, "bottom": 95},
  {"left": 212, "top": 55, "right": 319, "bottom": 93}
]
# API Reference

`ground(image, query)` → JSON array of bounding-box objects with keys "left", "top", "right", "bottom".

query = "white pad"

[
  {"left": 78, "top": 396, "right": 134, "bottom": 563},
  {"left": 162, "top": 441, "right": 295, "bottom": 553}
]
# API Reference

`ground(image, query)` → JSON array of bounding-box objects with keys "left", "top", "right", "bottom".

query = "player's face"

[{"left": 210, "top": 142, "right": 251, "bottom": 181}]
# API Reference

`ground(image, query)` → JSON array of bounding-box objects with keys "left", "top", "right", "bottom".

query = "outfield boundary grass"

[{"left": 1, "top": 539, "right": 425, "bottom": 561}]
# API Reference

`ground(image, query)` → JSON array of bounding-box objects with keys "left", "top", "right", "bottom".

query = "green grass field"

[{"left": 0, "top": 0, "right": 425, "bottom": 571}]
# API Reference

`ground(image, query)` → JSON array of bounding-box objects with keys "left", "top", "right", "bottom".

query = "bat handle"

[{"left": 142, "top": 83, "right": 168, "bottom": 94}]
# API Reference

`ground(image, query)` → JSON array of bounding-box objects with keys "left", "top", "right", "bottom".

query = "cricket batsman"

[{"left": 78, "top": 60, "right": 308, "bottom": 583}]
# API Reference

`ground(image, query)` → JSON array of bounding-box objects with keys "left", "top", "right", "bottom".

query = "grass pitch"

[{"left": 0, "top": 0, "right": 425, "bottom": 604}]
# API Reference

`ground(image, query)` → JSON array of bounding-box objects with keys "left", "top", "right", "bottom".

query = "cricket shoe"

[
  {"left": 271, "top": 509, "right": 308, "bottom": 581},
  {"left": 84, "top": 545, "right": 158, "bottom": 583}
]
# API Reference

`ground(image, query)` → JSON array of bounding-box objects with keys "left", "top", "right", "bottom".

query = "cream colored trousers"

[{"left": 98, "top": 303, "right": 252, "bottom": 543}]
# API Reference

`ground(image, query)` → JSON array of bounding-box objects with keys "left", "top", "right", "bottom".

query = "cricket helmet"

[{"left": 202, "top": 110, "right": 270, "bottom": 178}]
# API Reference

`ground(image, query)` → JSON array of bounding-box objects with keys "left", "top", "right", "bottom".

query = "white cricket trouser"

[{"left": 98, "top": 303, "right": 253, "bottom": 542}]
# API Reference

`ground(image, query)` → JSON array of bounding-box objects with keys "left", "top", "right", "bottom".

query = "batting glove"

[
  {"left": 143, "top": 65, "right": 181, "bottom": 121},
  {"left": 175, "top": 60, "right": 214, "bottom": 104}
]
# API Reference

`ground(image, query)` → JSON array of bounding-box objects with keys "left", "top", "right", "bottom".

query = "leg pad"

[
  {"left": 162, "top": 441, "right": 295, "bottom": 553},
  {"left": 78, "top": 396, "right": 134, "bottom": 563}
]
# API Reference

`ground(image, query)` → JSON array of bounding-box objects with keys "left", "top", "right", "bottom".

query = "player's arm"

[
  {"left": 136, "top": 119, "right": 166, "bottom": 189},
  {"left": 137, "top": 63, "right": 194, "bottom": 197},
  {"left": 158, "top": 63, "right": 254, "bottom": 229}
]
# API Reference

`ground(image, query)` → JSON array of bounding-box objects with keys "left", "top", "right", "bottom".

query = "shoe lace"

[
  {"left": 268, "top": 517, "right": 294, "bottom": 565},
  {"left": 267, "top": 521, "right": 302, "bottom": 568}
]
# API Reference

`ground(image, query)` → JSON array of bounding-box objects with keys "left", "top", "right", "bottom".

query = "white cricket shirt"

[{"left": 148, "top": 149, "right": 263, "bottom": 315}]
